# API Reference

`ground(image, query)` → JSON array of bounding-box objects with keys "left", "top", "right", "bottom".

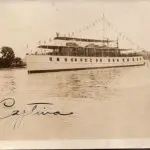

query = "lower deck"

[{"left": 26, "top": 55, "right": 145, "bottom": 73}]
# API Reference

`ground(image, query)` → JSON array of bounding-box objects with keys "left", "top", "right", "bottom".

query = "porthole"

[
  {"left": 71, "top": 58, "right": 73, "bottom": 62},
  {"left": 122, "top": 58, "right": 125, "bottom": 62},
  {"left": 132, "top": 58, "right": 134, "bottom": 61},
  {"left": 100, "top": 59, "right": 102, "bottom": 62},
  {"left": 108, "top": 59, "right": 110, "bottom": 62},
  {"left": 85, "top": 58, "right": 87, "bottom": 62},
  {"left": 117, "top": 59, "right": 119, "bottom": 62},
  {"left": 75, "top": 58, "right": 77, "bottom": 62},
  {"left": 64, "top": 58, "right": 67, "bottom": 62},
  {"left": 113, "top": 59, "right": 115, "bottom": 62},
  {"left": 127, "top": 58, "right": 129, "bottom": 62},
  {"left": 90, "top": 58, "right": 92, "bottom": 62},
  {"left": 80, "top": 58, "right": 82, "bottom": 62},
  {"left": 49, "top": 57, "right": 52, "bottom": 61},
  {"left": 96, "top": 59, "right": 98, "bottom": 62},
  {"left": 57, "top": 58, "right": 59, "bottom": 61}
]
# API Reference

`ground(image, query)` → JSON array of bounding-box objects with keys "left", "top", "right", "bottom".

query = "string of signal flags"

[{"left": 36, "top": 14, "right": 145, "bottom": 51}]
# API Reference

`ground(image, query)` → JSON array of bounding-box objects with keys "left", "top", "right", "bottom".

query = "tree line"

[{"left": 0, "top": 46, "right": 26, "bottom": 68}]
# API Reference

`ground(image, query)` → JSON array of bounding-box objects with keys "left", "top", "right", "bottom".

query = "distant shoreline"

[{"left": 0, "top": 66, "right": 26, "bottom": 70}]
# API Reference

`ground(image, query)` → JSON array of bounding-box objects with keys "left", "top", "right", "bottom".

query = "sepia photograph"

[{"left": 0, "top": 0, "right": 150, "bottom": 148}]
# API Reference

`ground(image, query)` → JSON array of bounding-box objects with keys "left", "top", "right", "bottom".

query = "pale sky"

[{"left": 0, "top": 0, "right": 150, "bottom": 58}]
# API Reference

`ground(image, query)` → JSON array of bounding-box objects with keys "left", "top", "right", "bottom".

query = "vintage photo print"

[{"left": 0, "top": 0, "right": 150, "bottom": 149}]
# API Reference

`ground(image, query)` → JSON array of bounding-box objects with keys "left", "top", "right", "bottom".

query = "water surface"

[{"left": 0, "top": 65, "right": 150, "bottom": 140}]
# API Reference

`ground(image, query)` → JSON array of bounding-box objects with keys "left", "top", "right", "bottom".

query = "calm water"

[{"left": 0, "top": 65, "right": 150, "bottom": 140}]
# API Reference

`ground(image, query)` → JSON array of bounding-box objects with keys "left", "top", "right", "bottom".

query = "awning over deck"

[
  {"left": 54, "top": 36, "right": 115, "bottom": 43},
  {"left": 38, "top": 45, "right": 120, "bottom": 50}
]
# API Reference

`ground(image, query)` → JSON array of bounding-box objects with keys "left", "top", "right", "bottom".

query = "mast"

[
  {"left": 102, "top": 13, "right": 105, "bottom": 46},
  {"left": 116, "top": 37, "right": 119, "bottom": 48}
]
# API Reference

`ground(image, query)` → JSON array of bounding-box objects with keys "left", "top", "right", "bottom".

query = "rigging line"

[
  {"left": 51, "top": 2, "right": 142, "bottom": 51},
  {"left": 59, "top": 13, "right": 104, "bottom": 40},
  {"left": 102, "top": 13, "right": 105, "bottom": 46},
  {"left": 104, "top": 15, "right": 146, "bottom": 51},
  {"left": 67, "top": 15, "right": 104, "bottom": 38}
]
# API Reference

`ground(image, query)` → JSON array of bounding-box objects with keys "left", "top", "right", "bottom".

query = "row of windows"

[{"left": 49, "top": 57, "right": 142, "bottom": 62}]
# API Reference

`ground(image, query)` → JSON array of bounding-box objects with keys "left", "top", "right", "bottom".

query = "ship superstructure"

[{"left": 26, "top": 15, "right": 145, "bottom": 73}]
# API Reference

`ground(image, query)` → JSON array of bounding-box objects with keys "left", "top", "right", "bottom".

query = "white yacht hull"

[{"left": 26, "top": 55, "right": 145, "bottom": 73}]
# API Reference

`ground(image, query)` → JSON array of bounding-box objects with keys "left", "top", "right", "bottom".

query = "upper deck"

[
  {"left": 36, "top": 36, "right": 142, "bottom": 57},
  {"left": 54, "top": 36, "right": 114, "bottom": 43}
]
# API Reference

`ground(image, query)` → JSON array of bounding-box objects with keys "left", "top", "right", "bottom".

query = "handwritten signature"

[{"left": 0, "top": 98, "right": 73, "bottom": 129}]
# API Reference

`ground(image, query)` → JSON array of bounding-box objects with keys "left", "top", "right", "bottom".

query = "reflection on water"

[
  {"left": 0, "top": 67, "right": 145, "bottom": 100},
  {"left": 0, "top": 69, "right": 17, "bottom": 98},
  {"left": 25, "top": 68, "right": 123, "bottom": 99}
]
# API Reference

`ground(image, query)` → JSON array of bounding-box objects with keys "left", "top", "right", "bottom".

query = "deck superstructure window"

[
  {"left": 96, "top": 59, "right": 98, "bottom": 62},
  {"left": 71, "top": 58, "right": 73, "bottom": 62},
  {"left": 90, "top": 58, "right": 92, "bottom": 62},
  {"left": 122, "top": 58, "right": 125, "bottom": 62},
  {"left": 100, "top": 59, "right": 102, "bottom": 62},
  {"left": 137, "top": 58, "right": 138, "bottom": 61},
  {"left": 85, "top": 58, "right": 87, "bottom": 62},
  {"left": 108, "top": 59, "right": 110, "bottom": 62},
  {"left": 65, "top": 58, "right": 67, "bottom": 62},
  {"left": 132, "top": 58, "right": 134, "bottom": 61},
  {"left": 127, "top": 58, "right": 129, "bottom": 62},
  {"left": 117, "top": 59, "right": 119, "bottom": 62},
  {"left": 140, "top": 58, "right": 141, "bottom": 61},
  {"left": 75, "top": 58, "right": 77, "bottom": 62},
  {"left": 80, "top": 58, "right": 82, "bottom": 62},
  {"left": 57, "top": 58, "right": 59, "bottom": 61},
  {"left": 49, "top": 57, "right": 52, "bottom": 61}
]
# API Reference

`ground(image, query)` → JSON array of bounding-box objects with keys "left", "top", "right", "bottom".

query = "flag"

[
  {"left": 119, "top": 33, "right": 122, "bottom": 37},
  {"left": 49, "top": 38, "right": 52, "bottom": 42},
  {"left": 108, "top": 21, "right": 111, "bottom": 26},
  {"left": 95, "top": 19, "right": 98, "bottom": 23},
  {"left": 72, "top": 32, "right": 74, "bottom": 36},
  {"left": 38, "top": 40, "right": 41, "bottom": 45},
  {"left": 56, "top": 32, "right": 60, "bottom": 37}
]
